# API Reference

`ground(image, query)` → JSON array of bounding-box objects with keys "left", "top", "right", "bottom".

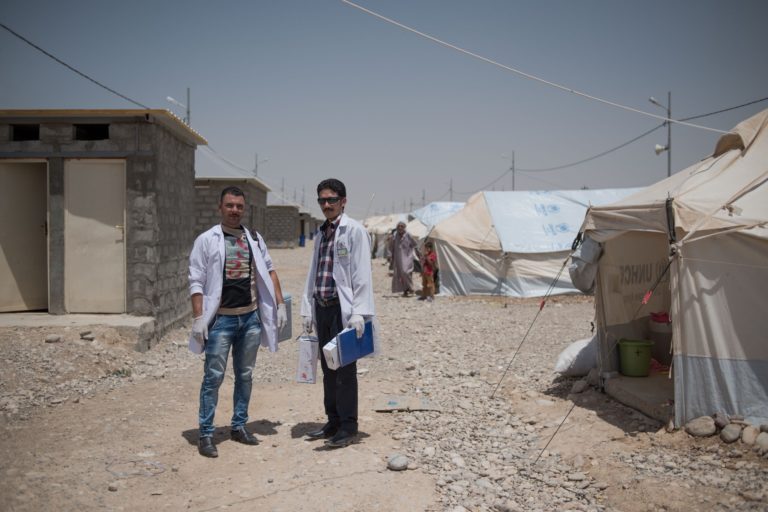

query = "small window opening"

[
  {"left": 12, "top": 124, "right": 40, "bottom": 141},
  {"left": 74, "top": 124, "right": 109, "bottom": 140}
]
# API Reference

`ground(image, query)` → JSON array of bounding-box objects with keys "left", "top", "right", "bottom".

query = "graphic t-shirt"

[{"left": 219, "top": 226, "right": 257, "bottom": 311}]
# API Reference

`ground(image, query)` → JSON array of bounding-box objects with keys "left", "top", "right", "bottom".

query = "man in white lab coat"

[
  {"left": 301, "top": 178, "right": 375, "bottom": 448},
  {"left": 189, "top": 186, "right": 287, "bottom": 458}
]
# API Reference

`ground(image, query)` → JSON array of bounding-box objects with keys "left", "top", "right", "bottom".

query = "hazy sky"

[{"left": 2, "top": 0, "right": 767, "bottom": 218}]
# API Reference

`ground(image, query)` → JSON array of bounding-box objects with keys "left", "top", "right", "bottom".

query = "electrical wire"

[
  {"left": 203, "top": 145, "right": 305, "bottom": 208},
  {"left": 341, "top": 0, "right": 727, "bottom": 135},
  {"left": 514, "top": 171, "right": 569, "bottom": 190},
  {"left": 518, "top": 123, "right": 664, "bottom": 172},
  {"left": 679, "top": 96, "right": 768, "bottom": 122},
  {"left": 453, "top": 166, "right": 514, "bottom": 195},
  {"left": 403, "top": 92, "right": 766, "bottom": 203},
  {"left": 450, "top": 123, "right": 662, "bottom": 196},
  {"left": 0, "top": 21, "right": 150, "bottom": 109}
]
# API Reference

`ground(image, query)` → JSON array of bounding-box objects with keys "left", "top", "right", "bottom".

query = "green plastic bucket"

[{"left": 618, "top": 339, "right": 654, "bottom": 377}]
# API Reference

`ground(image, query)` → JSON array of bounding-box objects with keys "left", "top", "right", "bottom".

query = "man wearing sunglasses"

[{"left": 300, "top": 178, "right": 375, "bottom": 448}]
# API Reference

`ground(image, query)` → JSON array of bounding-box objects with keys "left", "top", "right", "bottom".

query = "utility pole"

[
  {"left": 666, "top": 91, "right": 671, "bottom": 178},
  {"left": 422, "top": 189, "right": 426, "bottom": 207},
  {"left": 511, "top": 150, "right": 515, "bottom": 191},
  {"left": 649, "top": 91, "right": 672, "bottom": 177},
  {"left": 281, "top": 177, "right": 285, "bottom": 205},
  {"left": 186, "top": 87, "right": 191, "bottom": 127},
  {"left": 449, "top": 178, "right": 453, "bottom": 201},
  {"left": 302, "top": 186, "right": 305, "bottom": 207}
]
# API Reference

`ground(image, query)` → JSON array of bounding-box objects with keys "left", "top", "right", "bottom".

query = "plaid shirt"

[{"left": 314, "top": 217, "right": 340, "bottom": 300}]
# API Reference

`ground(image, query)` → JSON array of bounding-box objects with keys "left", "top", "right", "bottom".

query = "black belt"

[{"left": 314, "top": 295, "right": 340, "bottom": 307}]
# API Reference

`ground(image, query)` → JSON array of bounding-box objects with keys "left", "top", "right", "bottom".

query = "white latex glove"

[
  {"left": 348, "top": 314, "right": 365, "bottom": 339},
  {"left": 192, "top": 315, "right": 207, "bottom": 343},
  {"left": 277, "top": 303, "right": 287, "bottom": 330},
  {"left": 302, "top": 315, "right": 313, "bottom": 334}
]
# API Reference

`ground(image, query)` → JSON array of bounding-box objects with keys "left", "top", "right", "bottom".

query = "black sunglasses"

[{"left": 317, "top": 197, "right": 342, "bottom": 205}]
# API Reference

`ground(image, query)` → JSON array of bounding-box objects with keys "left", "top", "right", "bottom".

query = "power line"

[
  {"left": 341, "top": 0, "right": 727, "bottom": 135},
  {"left": 399, "top": 93, "right": 767, "bottom": 204},
  {"left": 678, "top": 96, "right": 768, "bottom": 122},
  {"left": 449, "top": 123, "right": 662, "bottom": 196},
  {"left": 0, "top": 21, "right": 149, "bottom": 109},
  {"left": 514, "top": 171, "right": 567, "bottom": 190},
  {"left": 453, "top": 166, "right": 514, "bottom": 195},
  {"left": 507, "top": 96, "right": 768, "bottom": 174},
  {"left": 518, "top": 123, "right": 664, "bottom": 172},
  {"left": 204, "top": 145, "right": 305, "bottom": 208}
]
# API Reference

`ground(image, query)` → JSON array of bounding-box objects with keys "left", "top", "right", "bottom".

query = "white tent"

[
  {"left": 410, "top": 201, "right": 465, "bottom": 231},
  {"left": 429, "top": 188, "right": 640, "bottom": 298},
  {"left": 406, "top": 218, "right": 428, "bottom": 240},
  {"left": 580, "top": 108, "right": 768, "bottom": 425}
]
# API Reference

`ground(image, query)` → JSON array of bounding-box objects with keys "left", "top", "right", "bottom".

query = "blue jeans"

[{"left": 198, "top": 309, "right": 262, "bottom": 438}]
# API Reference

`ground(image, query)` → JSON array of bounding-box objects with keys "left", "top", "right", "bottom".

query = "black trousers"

[{"left": 316, "top": 302, "right": 358, "bottom": 433}]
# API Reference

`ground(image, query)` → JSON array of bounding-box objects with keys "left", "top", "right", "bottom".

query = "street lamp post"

[
  {"left": 166, "top": 87, "right": 191, "bottom": 126},
  {"left": 649, "top": 91, "right": 671, "bottom": 177}
]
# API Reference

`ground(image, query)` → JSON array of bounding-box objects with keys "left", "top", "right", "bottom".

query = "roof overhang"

[{"left": 0, "top": 109, "right": 207, "bottom": 146}]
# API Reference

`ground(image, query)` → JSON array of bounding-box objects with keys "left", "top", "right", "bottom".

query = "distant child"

[{"left": 419, "top": 241, "right": 438, "bottom": 302}]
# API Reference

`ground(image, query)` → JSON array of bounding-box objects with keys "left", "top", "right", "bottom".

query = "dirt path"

[
  {"left": 1, "top": 246, "right": 765, "bottom": 511},
  {"left": 0, "top": 368, "right": 435, "bottom": 511}
]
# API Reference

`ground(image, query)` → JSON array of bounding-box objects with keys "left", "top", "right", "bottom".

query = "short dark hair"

[
  {"left": 220, "top": 186, "right": 245, "bottom": 203},
  {"left": 317, "top": 178, "right": 346, "bottom": 198}
]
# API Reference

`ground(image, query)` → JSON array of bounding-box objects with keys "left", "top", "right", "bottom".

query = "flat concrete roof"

[{"left": 0, "top": 109, "right": 207, "bottom": 146}]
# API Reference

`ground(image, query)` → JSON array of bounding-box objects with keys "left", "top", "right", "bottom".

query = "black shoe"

[
  {"left": 306, "top": 422, "right": 338, "bottom": 440},
  {"left": 230, "top": 426, "right": 259, "bottom": 445},
  {"left": 324, "top": 430, "right": 357, "bottom": 448},
  {"left": 198, "top": 437, "right": 218, "bottom": 458}
]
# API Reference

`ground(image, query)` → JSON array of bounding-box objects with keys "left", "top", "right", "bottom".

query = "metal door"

[
  {"left": 64, "top": 159, "right": 126, "bottom": 312},
  {"left": 0, "top": 161, "right": 48, "bottom": 311}
]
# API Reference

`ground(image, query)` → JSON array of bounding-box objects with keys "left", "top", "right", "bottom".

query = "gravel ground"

[{"left": 1, "top": 246, "right": 766, "bottom": 511}]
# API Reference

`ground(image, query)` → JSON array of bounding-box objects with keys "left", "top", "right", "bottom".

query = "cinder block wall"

[
  {"left": 193, "top": 181, "right": 268, "bottom": 237},
  {"left": 133, "top": 123, "right": 196, "bottom": 344},
  {"left": 265, "top": 205, "right": 299, "bottom": 248}
]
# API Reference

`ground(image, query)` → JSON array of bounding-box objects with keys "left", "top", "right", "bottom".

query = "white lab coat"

[
  {"left": 301, "top": 213, "right": 375, "bottom": 329},
  {"left": 188, "top": 224, "right": 279, "bottom": 353}
]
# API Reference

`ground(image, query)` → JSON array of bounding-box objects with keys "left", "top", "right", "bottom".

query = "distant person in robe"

[{"left": 389, "top": 221, "right": 417, "bottom": 296}]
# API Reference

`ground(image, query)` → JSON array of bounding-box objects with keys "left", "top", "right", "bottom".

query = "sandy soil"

[{"left": 0, "top": 246, "right": 765, "bottom": 512}]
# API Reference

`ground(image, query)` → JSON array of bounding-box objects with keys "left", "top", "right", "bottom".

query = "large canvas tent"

[
  {"left": 410, "top": 201, "right": 465, "bottom": 231},
  {"left": 407, "top": 201, "right": 465, "bottom": 242},
  {"left": 580, "top": 109, "right": 768, "bottom": 425},
  {"left": 430, "top": 188, "right": 639, "bottom": 298}
]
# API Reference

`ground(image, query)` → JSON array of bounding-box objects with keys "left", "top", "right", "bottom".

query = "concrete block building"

[
  {"left": 265, "top": 204, "right": 300, "bottom": 248},
  {"left": 194, "top": 146, "right": 270, "bottom": 237},
  {"left": 0, "top": 109, "right": 206, "bottom": 348}
]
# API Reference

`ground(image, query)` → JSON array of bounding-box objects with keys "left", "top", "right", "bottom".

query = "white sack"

[{"left": 554, "top": 335, "right": 597, "bottom": 376}]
